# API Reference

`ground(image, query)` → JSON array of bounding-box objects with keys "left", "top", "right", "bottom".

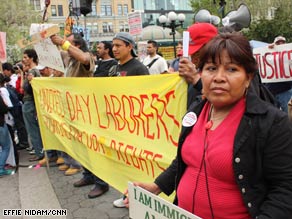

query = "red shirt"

[
  {"left": 15, "top": 75, "right": 24, "bottom": 95},
  {"left": 177, "top": 98, "right": 251, "bottom": 219}
]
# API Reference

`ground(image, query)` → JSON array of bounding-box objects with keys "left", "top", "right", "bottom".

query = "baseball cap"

[
  {"left": 188, "top": 23, "right": 218, "bottom": 55},
  {"left": 274, "top": 36, "right": 286, "bottom": 44},
  {"left": 113, "top": 32, "right": 138, "bottom": 57},
  {"left": 36, "top": 65, "right": 46, "bottom": 70}
]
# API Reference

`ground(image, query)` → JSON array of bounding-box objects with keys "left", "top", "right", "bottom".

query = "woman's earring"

[{"left": 245, "top": 86, "right": 249, "bottom": 96}]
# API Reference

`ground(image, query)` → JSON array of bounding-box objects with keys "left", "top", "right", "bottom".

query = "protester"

[
  {"left": 168, "top": 41, "right": 183, "bottom": 72},
  {"left": 0, "top": 74, "right": 17, "bottom": 169},
  {"left": 142, "top": 40, "right": 168, "bottom": 74},
  {"left": 74, "top": 41, "right": 117, "bottom": 199},
  {"left": 21, "top": 49, "right": 44, "bottom": 162},
  {"left": 2, "top": 63, "right": 18, "bottom": 88},
  {"left": 127, "top": 33, "right": 292, "bottom": 219},
  {"left": 0, "top": 95, "right": 14, "bottom": 176},
  {"left": 37, "top": 65, "right": 64, "bottom": 167},
  {"left": 109, "top": 32, "right": 149, "bottom": 77},
  {"left": 94, "top": 41, "right": 118, "bottom": 77},
  {"left": 265, "top": 36, "right": 292, "bottom": 112},
  {"left": 111, "top": 32, "right": 149, "bottom": 207},
  {"left": 50, "top": 32, "right": 96, "bottom": 176}
]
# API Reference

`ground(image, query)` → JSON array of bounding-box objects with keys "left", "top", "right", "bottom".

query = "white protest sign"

[
  {"left": 253, "top": 43, "right": 292, "bottom": 83},
  {"left": 128, "top": 11, "right": 143, "bottom": 36},
  {"left": 34, "top": 38, "right": 65, "bottom": 73},
  {"left": 30, "top": 23, "right": 65, "bottom": 73},
  {"left": 128, "top": 182, "right": 202, "bottom": 219},
  {"left": 183, "top": 31, "right": 189, "bottom": 58}
]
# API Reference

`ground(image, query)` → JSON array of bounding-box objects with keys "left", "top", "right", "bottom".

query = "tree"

[
  {"left": 0, "top": 0, "right": 41, "bottom": 63},
  {"left": 189, "top": 0, "right": 292, "bottom": 43},
  {"left": 244, "top": 7, "right": 292, "bottom": 43}
]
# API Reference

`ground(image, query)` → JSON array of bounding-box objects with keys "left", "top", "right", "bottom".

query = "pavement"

[{"left": 0, "top": 149, "right": 129, "bottom": 219}]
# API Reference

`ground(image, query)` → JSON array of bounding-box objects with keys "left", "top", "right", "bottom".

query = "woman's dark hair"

[
  {"left": 23, "top": 49, "right": 38, "bottom": 64},
  {"left": 68, "top": 33, "right": 88, "bottom": 52},
  {"left": 101, "top": 41, "right": 114, "bottom": 58},
  {"left": 198, "top": 32, "right": 258, "bottom": 75}
]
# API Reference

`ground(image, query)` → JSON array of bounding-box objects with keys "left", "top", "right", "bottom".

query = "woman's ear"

[{"left": 246, "top": 73, "right": 254, "bottom": 88}]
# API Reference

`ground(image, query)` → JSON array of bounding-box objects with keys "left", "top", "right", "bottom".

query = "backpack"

[{"left": 6, "top": 85, "right": 22, "bottom": 108}]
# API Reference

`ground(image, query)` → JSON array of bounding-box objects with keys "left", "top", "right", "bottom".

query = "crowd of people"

[{"left": 0, "top": 21, "right": 292, "bottom": 219}]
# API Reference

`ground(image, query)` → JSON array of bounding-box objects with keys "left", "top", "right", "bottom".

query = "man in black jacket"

[{"left": 94, "top": 41, "right": 117, "bottom": 77}]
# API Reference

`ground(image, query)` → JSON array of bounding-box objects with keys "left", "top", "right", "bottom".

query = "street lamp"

[{"left": 159, "top": 11, "right": 185, "bottom": 57}]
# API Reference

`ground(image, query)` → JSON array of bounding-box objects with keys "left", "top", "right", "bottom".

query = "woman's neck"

[{"left": 208, "top": 104, "right": 234, "bottom": 130}]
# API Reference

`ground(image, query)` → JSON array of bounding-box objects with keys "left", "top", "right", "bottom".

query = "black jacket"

[{"left": 155, "top": 91, "right": 292, "bottom": 219}]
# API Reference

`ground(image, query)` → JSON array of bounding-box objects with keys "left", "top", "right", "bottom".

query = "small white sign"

[
  {"left": 128, "top": 11, "right": 143, "bottom": 36},
  {"left": 128, "top": 182, "right": 202, "bottom": 219},
  {"left": 183, "top": 31, "right": 190, "bottom": 58}
]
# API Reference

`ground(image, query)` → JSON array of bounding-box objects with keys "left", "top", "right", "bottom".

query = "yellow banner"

[{"left": 32, "top": 74, "right": 187, "bottom": 193}]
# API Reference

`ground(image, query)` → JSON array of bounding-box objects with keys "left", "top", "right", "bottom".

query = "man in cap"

[
  {"left": 109, "top": 32, "right": 149, "bottom": 76},
  {"left": 111, "top": 32, "right": 149, "bottom": 208},
  {"left": 266, "top": 35, "right": 292, "bottom": 112}
]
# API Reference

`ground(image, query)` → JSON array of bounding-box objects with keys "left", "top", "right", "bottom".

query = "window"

[
  {"left": 102, "top": 22, "right": 114, "bottom": 33},
  {"left": 91, "top": 1, "right": 97, "bottom": 16},
  {"left": 58, "top": 5, "right": 63, "bottom": 16},
  {"left": 101, "top": 5, "right": 112, "bottom": 16},
  {"left": 103, "top": 22, "right": 108, "bottom": 33},
  {"left": 108, "top": 22, "right": 113, "bottom": 33},
  {"left": 119, "top": 22, "right": 125, "bottom": 32},
  {"left": 123, "top": 4, "right": 128, "bottom": 15},
  {"left": 106, "top": 5, "right": 112, "bottom": 16},
  {"left": 91, "top": 23, "right": 98, "bottom": 34},
  {"left": 118, "top": 4, "right": 123, "bottom": 15},
  {"left": 30, "top": 0, "right": 41, "bottom": 10},
  {"left": 125, "top": 24, "right": 129, "bottom": 32},
  {"left": 51, "top": 5, "right": 57, "bottom": 16},
  {"left": 101, "top": 5, "right": 106, "bottom": 16}
]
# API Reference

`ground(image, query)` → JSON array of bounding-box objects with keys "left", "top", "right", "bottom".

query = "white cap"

[
  {"left": 36, "top": 65, "right": 46, "bottom": 70},
  {"left": 274, "top": 36, "right": 286, "bottom": 44}
]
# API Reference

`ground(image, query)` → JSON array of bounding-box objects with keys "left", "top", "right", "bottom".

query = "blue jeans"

[
  {"left": 22, "top": 100, "right": 43, "bottom": 158},
  {"left": 0, "top": 124, "right": 11, "bottom": 170},
  {"left": 62, "top": 152, "right": 81, "bottom": 168},
  {"left": 275, "top": 88, "right": 292, "bottom": 113},
  {"left": 83, "top": 168, "right": 108, "bottom": 188}
]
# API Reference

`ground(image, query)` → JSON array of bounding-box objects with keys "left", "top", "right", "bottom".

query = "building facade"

[{"left": 29, "top": 0, "right": 194, "bottom": 45}]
